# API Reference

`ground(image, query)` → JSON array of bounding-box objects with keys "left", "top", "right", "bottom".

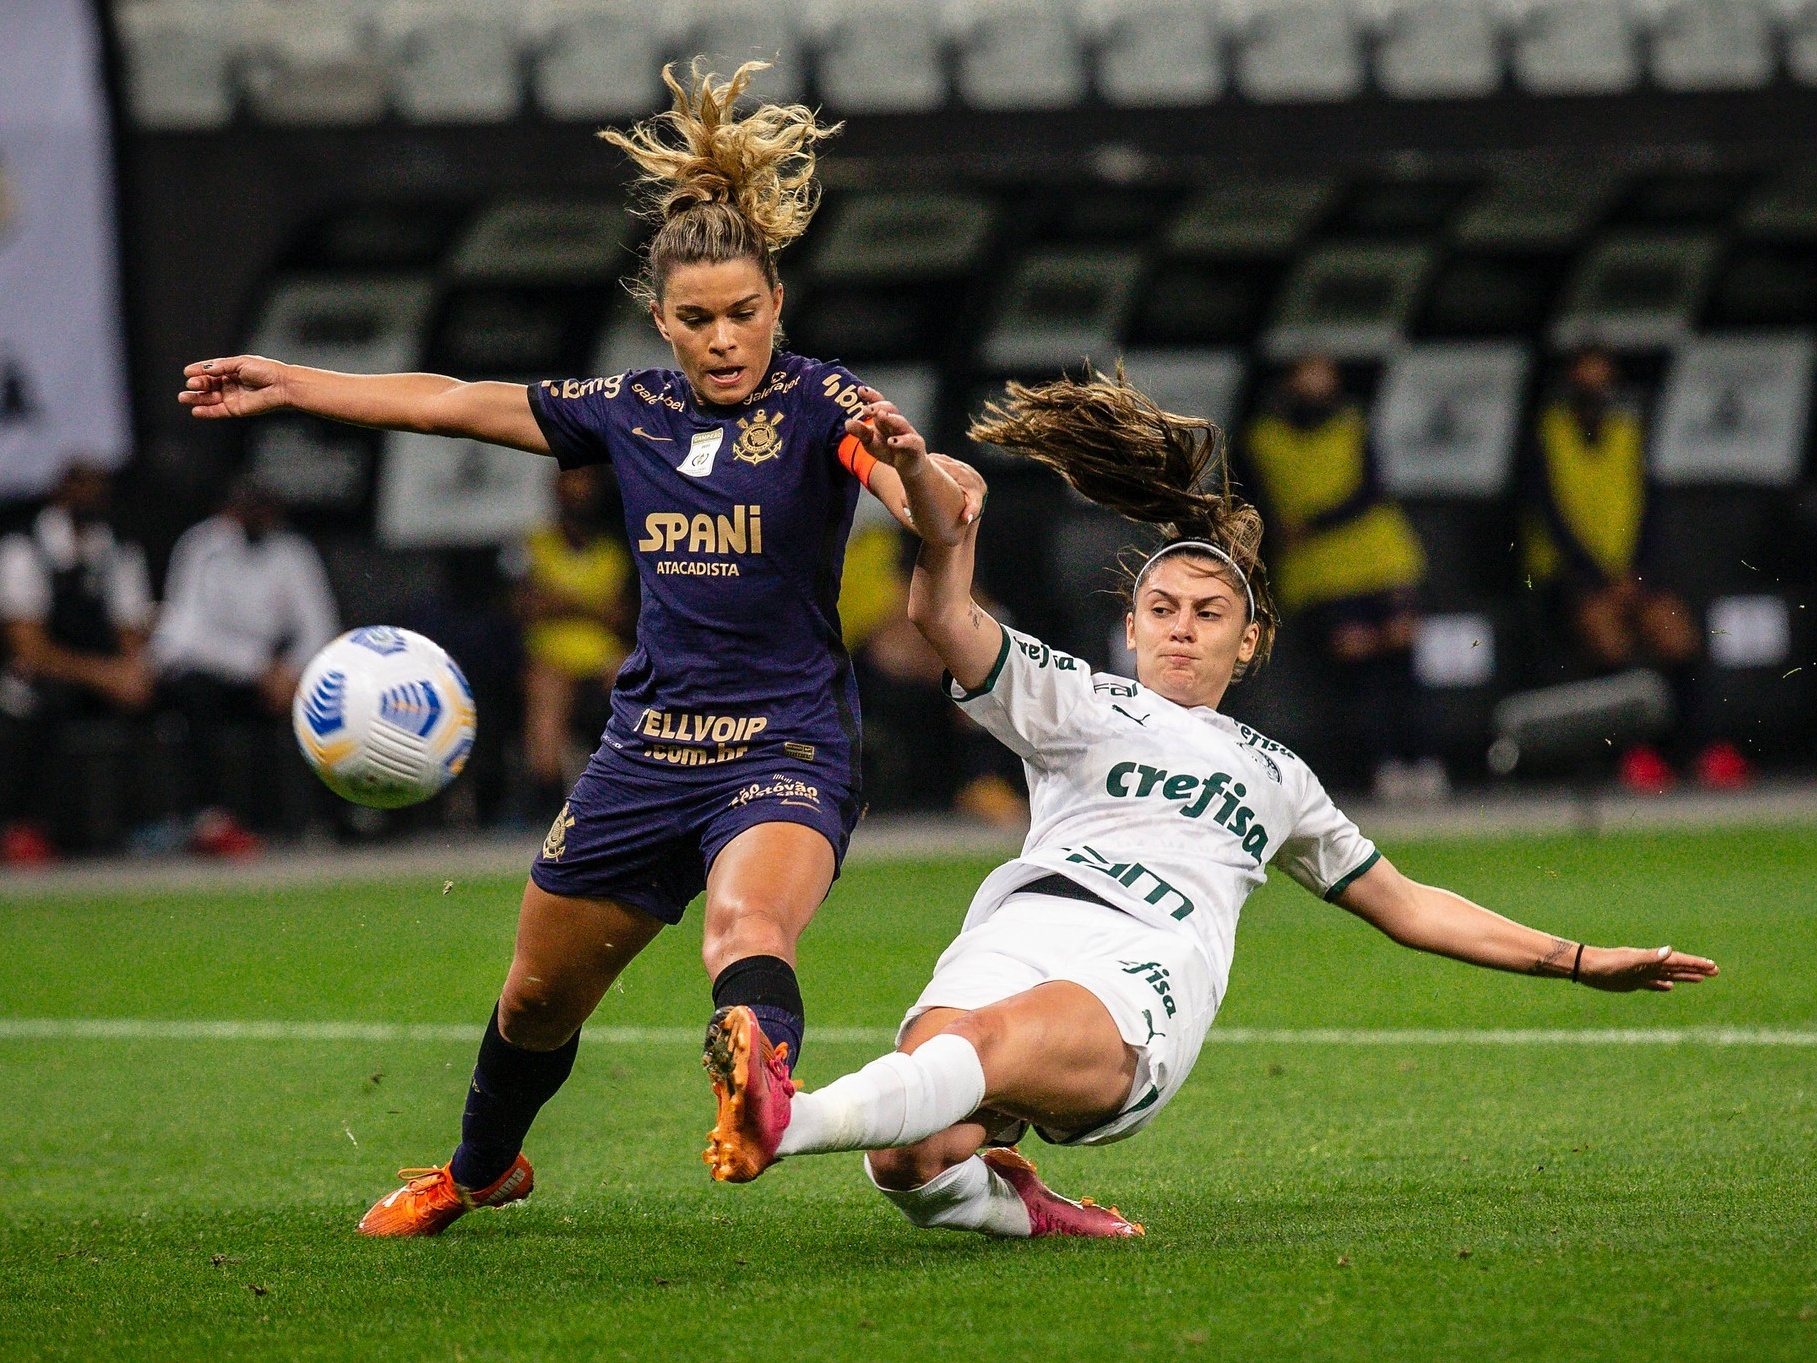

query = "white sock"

[
  {"left": 867, "top": 1154, "right": 1032, "bottom": 1238},
  {"left": 776, "top": 1034, "right": 987, "bottom": 1156}
]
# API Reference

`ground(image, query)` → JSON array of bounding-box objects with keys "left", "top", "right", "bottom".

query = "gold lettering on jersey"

[
  {"left": 636, "top": 709, "right": 769, "bottom": 766},
  {"left": 541, "top": 375, "right": 622, "bottom": 401},
  {"left": 633, "top": 380, "right": 687, "bottom": 413},
  {"left": 728, "top": 776, "right": 821, "bottom": 809},
  {"left": 733, "top": 409, "right": 785, "bottom": 465},
  {"left": 745, "top": 370, "right": 802, "bottom": 405},
  {"left": 820, "top": 373, "right": 865, "bottom": 415},
  {"left": 638, "top": 505, "right": 761, "bottom": 556}
]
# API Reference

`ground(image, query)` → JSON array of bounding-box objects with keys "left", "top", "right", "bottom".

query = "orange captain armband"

[{"left": 837, "top": 429, "right": 879, "bottom": 491}]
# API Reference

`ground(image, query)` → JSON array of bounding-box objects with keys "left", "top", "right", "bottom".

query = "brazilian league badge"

[{"left": 733, "top": 409, "right": 785, "bottom": 465}]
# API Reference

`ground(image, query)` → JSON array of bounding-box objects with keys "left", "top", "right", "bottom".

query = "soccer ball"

[{"left": 292, "top": 627, "right": 477, "bottom": 808}]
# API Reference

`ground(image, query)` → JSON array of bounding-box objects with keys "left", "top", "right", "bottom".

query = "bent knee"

[
  {"left": 497, "top": 981, "right": 581, "bottom": 1051},
  {"left": 866, "top": 1143, "right": 963, "bottom": 1192}
]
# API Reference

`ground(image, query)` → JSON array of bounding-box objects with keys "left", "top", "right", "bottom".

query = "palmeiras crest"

[{"left": 733, "top": 409, "right": 785, "bottom": 465}]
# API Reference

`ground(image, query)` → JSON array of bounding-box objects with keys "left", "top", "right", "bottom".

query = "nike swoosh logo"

[{"left": 631, "top": 426, "right": 673, "bottom": 442}]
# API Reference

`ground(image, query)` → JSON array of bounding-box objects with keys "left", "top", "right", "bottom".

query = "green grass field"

[{"left": 1, "top": 826, "right": 1814, "bottom": 1361}]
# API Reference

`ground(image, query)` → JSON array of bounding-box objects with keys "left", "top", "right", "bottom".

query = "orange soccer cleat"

[
  {"left": 981, "top": 1148, "right": 1144, "bottom": 1238},
  {"left": 356, "top": 1153, "right": 533, "bottom": 1237},
  {"left": 702, "top": 1005, "right": 795, "bottom": 1183}
]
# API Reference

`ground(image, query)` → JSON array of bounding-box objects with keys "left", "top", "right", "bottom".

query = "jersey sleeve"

[
  {"left": 1272, "top": 768, "right": 1380, "bottom": 901},
  {"left": 945, "top": 626, "right": 1096, "bottom": 764},
  {"left": 803, "top": 360, "right": 878, "bottom": 487},
  {"left": 526, "top": 376, "right": 622, "bottom": 470}
]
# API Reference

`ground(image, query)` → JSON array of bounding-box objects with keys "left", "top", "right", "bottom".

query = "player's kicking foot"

[
  {"left": 702, "top": 1004, "right": 795, "bottom": 1183},
  {"left": 356, "top": 1153, "right": 533, "bottom": 1237},
  {"left": 981, "top": 1148, "right": 1144, "bottom": 1238}
]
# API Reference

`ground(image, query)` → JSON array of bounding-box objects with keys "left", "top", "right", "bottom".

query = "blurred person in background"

[
  {"left": 0, "top": 461, "right": 155, "bottom": 864},
  {"left": 1242, "top": 356, "right": 1441, "bottom": 803},
  {"left": 511, "top": 465, "right": 634, "bottom": 819},
  {"left": 150, "top": 475, "right": 339, "bottom": 856},
  {"left": 1523, "top": 347, "right": 1742, "bottom": 794},
  {"left": 840, "top": 504, "right": 1027, "bottom": 827}
]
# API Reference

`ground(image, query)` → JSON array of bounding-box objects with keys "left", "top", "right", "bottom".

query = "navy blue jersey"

[{"left": 527, "top": 352, "right": 872, "bottom": 782}]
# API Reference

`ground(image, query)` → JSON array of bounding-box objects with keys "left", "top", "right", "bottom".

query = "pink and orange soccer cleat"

[
  {"left": 981, "top": 1148, "right": 1144, "bottom": 1238},
  {"left": 702, "top": 1005, "right": 795, "bottom": 1183},
  {"left": 356, "top": 1153, "right": 533, "bottom": 1237}
]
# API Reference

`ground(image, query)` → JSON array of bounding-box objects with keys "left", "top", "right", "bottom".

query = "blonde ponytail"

[{"left": 602, "top": 60, "right": 839, "bottom": 306}]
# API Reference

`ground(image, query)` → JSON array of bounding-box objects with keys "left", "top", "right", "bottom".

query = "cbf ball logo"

[{"left": 348, "top": 626, "right": 409, "bottom": 656}]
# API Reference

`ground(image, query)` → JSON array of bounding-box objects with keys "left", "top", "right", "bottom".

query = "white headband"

[{"left": 1135, "top": 539, "right": 1255, "bottom": 621}]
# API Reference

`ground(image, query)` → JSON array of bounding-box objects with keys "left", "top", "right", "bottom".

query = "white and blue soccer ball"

[{"left": 292, "top": 627, "right": 477, "bottom": 809}]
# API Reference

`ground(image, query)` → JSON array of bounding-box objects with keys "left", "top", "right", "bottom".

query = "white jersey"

[{"left": 949, "top": 627, "right": 1379, "bottom": 1011}]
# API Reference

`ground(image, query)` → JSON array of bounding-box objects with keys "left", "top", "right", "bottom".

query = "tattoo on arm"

[
  {"left": 968, "top": 601, "right": 984, "bottom": 631},
  {"left": 1530, "top": 936, "right": 1577, "bottom": 977}
]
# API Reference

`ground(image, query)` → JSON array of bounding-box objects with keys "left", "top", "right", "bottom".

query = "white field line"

[{"left": 0, "top": 1019, "right": 1812, "bottom": 1046}]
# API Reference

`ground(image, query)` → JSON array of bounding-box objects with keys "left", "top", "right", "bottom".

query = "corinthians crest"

[
  {"left": 733, "top": 409, "right": 785, "bottom": 465},
  {"left": 542, "top": 802, "right": 576, "bottom": 861}
]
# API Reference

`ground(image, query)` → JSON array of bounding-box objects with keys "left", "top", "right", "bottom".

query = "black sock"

[
  {"left": 712, "top": 955, "right": 805, "bottom": 1073},
  {"left": 448, "top": 1005, "right": 578, "bottom": 1191}
]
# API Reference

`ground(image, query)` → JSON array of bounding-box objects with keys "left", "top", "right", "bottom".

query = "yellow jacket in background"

[{"left": 523, "top": 526, "right": 632, "bottom": 679}]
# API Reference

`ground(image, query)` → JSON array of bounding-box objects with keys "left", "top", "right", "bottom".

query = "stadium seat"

[
  {"left": 116, "top": 0, "right": 237, "bottom": 129},
  {"left": 376, "top": 431, "right": 557, "bottom": 549},
  {"left": 238, "top": 2, "right": 388, "bottom": 126},
  {"left": 532, "top": 0, "right": 671, "bottom": 120},
  {"left": 1451, "top": 168, "right": 1622, "bottom": 253},
  {"left": 807, "top": 192, "right": 998, "bottom": 284},
  {"left": 1229, "top": 0, "right": 1366, "bottom": 103},
  {"left": 1263, "top": 241, "right": 1435, "bottom": 359},
  {"left": 1373, "top": 342, "right": 1531, "bottom": 499},
  {"left": 1789, "top": 0, "right": 1817, "bottom": 85},
  {"left": 675, "top": 0, "right": 806, "bottom": 101},
  {"left": 1646, "top": 0, "right": 1774, "bottom": 91},
  {"left": 978, "top": 247, "right": 1145, "bottom": 370},
  {"left": 1550, "top": 231, "right": 1721, "bottom": 348},
  {"left": 1373, "top": 0, "right": 1503, "bottom": 100},
  {"left": 948, "top": 0, "right": 1089, "bottom": 110},
  {"left": 1082, "top": 0, "right": 1225, "bottom": 107},
  {"left": 1165, "top": 178, "right": 1338, "bottom": 257},
  {"left": 806, "top": 0, "right": 949, "bottom": 112},
  {"left": 246, "top": 275, "right": 436, "bottom": 375},
  {"left": 1510, "top": 0, "right": 1641, "bottom": 95},
  {"left": 380, "top": 2, "right": 524, "bottom": 124},
  {"left": 447, "top": 200, "right": 631, "bottom": 283},
  {"left": 1651, "top": 332, "right": 1814, "bottom": 488}
]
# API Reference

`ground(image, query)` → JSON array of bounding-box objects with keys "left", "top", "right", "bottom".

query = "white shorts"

[{"left": 900, "top": 893, "right": 1217, "bottom": 1146}]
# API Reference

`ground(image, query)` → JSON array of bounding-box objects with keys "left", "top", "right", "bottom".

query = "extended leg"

[{"left": 358, "top": 882, "right": 662, "bottom": 1236}]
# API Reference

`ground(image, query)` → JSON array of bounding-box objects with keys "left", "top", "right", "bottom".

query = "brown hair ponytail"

[
  {"left": 602, "top": 60, "right": 840, "bottom": 308},
  {"left": 969, "top": 368, "right": 1277, "bottom": 673}
]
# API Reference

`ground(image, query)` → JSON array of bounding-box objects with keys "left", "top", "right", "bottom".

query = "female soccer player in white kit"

[{"left": 702, "top": 373, "right": 1719, "bottom": 1238}]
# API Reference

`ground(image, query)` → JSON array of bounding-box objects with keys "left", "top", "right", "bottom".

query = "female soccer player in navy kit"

[{"left": 180, "top": 62, "right": 974, "bottom": 1236}]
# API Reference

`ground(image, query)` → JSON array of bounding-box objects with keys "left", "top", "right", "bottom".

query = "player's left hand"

[
  {"left": 847, "top": 388, "right": 926, "bottom": 470},
  {"left": 928, "top": 452, "right": 987, "bottom": 527},
  {"left": 1577, "top": 944, "right": 1719, "bottom": 992}
]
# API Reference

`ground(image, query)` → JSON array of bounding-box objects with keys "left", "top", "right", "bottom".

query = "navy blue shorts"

[{"left": 529, "top": 741, "right": 860, "bottom": 924}]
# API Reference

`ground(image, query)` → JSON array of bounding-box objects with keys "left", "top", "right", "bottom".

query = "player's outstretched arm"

[
  {"left": 179, "top": 356, "right": 550, "bottom": 455},
  {"left": 905, "top": 502, "right": 1005, "bottom": 695},
  {"left": 847, "top": 388, "right": 975, "bottom": 547},
  {"left": 1335, "top": 855, "right": 1719, "bottom": 992}
]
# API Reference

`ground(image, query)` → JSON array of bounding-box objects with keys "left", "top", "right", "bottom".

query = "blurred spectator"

[
  {"left": 511, "top": 467, "right": 634, "bottom": 817},
  {"left": 1523, "top": 347, "right": 1743, "bottom": 793},
  {"left": 1243, "top": 355, "right": 1443, "bottom": 802},
  {"left": 842, "top": 508, "right": 1027, "bottom": 826},
  {"left": 402, "top": 549, "right": 524, "bottom": 828},
  {"left": 0, "top": 463, "right": 155, "bottom": 864},
  {"left": 150, "top": 476, "right": 339, "bottom": 855}
]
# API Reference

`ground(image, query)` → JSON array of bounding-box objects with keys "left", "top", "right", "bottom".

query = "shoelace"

[{"left": 394, "top": 1167, "right": 450, "bottom": 1192}]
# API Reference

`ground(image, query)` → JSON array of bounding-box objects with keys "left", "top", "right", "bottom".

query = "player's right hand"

[
  {"left": 1578, "top": 944, "right": 1718, "bottom": 992},
  {"left": 179, "top": 355, "right": 290, "bottom": 419}
]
